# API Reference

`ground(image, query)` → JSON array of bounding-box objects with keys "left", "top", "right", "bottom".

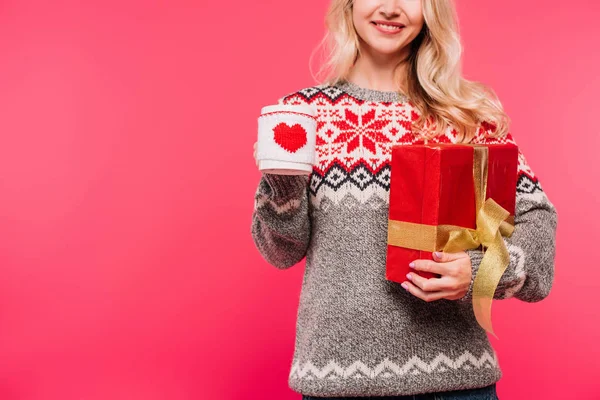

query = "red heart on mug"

[{"left": 272, "top": 123, "right": 308, "bottom": 153}]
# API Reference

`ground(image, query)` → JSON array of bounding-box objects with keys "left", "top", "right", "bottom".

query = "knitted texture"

[
  {"left": 257, "top": 107, "right": 317, "bottom": 166},
  {"left": 250, "top": 80, "right": 558, "bottom": 397}
]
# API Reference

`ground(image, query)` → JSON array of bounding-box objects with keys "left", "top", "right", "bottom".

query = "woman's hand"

[
  {"left": 401, "top": 251, "right": 472, "bottom": 302},
  {"left": 253, "top": 141, "right": 258, "bottom": 168}
]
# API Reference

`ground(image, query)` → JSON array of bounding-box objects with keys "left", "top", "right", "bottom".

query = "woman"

[{"left": 251, "top": 0, "right": 558, "bottom": 399}]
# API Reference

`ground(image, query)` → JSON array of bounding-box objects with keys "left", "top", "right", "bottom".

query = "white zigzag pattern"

[
  {"left": 500, "top": 238, "right": 527, "bottom": 299},
  {"left": 255, "top": 195, "right": 302, "bottom": 214},
  {"left": 311, "top": 185, "right": 389, "bottom": 211},
  {"left": 290, "top": 350, "right": 498, "bottom": 380}
]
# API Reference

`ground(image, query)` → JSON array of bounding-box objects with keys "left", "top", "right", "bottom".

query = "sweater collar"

[{"left": 334, "top": 79, "right": 409, "bottom": 103}]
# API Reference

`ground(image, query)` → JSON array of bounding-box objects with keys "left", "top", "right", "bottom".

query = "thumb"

[{"left": 432, "top": 251, "right": 466, "bottom": 262}]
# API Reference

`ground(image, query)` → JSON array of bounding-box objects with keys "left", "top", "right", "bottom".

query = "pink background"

[{"left": 0, "top": 1, "right": 598, "bottom": 399}]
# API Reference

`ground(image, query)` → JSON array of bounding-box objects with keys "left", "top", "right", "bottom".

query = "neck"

[{"left": 347, "top": 43, "right": 410, "bottom": 93}]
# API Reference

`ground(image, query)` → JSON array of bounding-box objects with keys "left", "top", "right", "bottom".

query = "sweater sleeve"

[
  {"left": 458, "top": 132, "right": 558, "bottom": 303},
  {"left": 251, "top": 173, "right": 312, "bottom": 269},
  {"left": 251, "top": 92, "right": 313, "bottom": 269}
]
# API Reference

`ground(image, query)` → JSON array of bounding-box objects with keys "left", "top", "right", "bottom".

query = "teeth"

[{"left": 376, "top": 23, "right": 402, "bottom": 31}]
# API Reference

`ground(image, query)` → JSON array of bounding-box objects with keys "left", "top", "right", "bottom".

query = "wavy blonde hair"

[{"left": 309, "top": 0, "right": 510, "bottom": 143}]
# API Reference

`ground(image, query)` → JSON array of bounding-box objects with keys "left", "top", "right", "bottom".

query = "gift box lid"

[{"left": 389, "top": 142, "right": 518, "bottom": 228}]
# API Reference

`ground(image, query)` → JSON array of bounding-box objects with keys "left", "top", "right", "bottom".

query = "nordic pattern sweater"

[{"left": 250, "top": 80, "right": 558, "bottom": 397}]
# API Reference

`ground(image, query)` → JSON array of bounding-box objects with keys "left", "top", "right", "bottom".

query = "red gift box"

[{"left": 385, "top": 143, "right": 518, "bottom": 285}]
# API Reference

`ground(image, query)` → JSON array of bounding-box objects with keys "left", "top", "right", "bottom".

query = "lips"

[
  {"left": 372, "top": 20, "right": 405, "bottom": 28},
  {"left": 372, "top": 21, "right": 405, "bottom": 34}
]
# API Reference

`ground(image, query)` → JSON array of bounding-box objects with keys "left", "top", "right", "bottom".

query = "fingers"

[
  {"left": 409, "top": 259, "right": 448, "bottom": 275},
  {"left": 405, "top": 271, "right": 449, "bottom": 293},
  {"left": 253, "top": 142, "right": 258, "bottom": 168},
  {"left": 404, "top": 254, "right": 470, "bottom": 302},
  {"left": 401, "top": 280, "right": 459, "bottom": 302},
  {"left": 432, "top": 251, "right": 468, "bottom": 263}
]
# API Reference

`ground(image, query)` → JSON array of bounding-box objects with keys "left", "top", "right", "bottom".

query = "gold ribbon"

[{"left": 387, "top": 145, "right": 515, "bottom": 339}]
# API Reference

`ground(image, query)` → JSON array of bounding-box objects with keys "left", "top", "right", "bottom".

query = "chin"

[{"left": 370, "top": 45, "right": 405, "bottom": 56}]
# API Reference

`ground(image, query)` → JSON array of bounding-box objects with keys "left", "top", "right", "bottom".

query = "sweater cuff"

[
  {"left": 458, "top": 247, "right": 484, "bottom": 303},
  {"left": 262, "top": 173, "right": 309, "bottom": 199}
]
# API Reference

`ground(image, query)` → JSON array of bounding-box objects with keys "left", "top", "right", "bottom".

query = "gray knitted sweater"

[{"left": 251, "top": 80, "right": 558, "bottom": 397}]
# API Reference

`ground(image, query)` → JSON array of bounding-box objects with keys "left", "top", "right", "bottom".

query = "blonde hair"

[{"left": 309, "top": 0, "right": 510, "bottom": 143}]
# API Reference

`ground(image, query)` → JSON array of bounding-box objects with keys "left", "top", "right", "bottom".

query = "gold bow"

[{"left": 387, "top": 145, "right": 515, "bottom": 339}]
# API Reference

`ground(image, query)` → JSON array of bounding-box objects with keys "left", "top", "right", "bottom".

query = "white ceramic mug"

[{"left": 256, "top": 104, "right": 317, "bottom": 175}]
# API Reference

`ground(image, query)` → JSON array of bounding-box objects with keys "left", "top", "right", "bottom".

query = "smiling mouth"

[{"left": 371, "top": 21, "right": 405, "bottom": 33}]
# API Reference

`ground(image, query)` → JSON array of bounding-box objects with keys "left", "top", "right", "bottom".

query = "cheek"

[
  {"left": 352, "top": 15, "right": 371, "bottom": 41},
  {"left": 404, "top": 3, "right": 424, "bottom": 26},
  {"left": 351, "top": 0, "right": 377, "bottom": 32}
]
